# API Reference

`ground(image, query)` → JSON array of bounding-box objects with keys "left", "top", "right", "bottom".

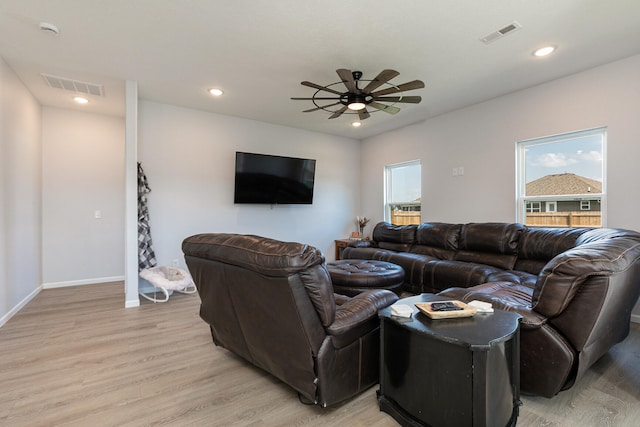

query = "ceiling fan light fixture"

[
  {"left": 347, "top": 102, "right": 366, "bottom": 111},
  {"left": 292, "top": 68, "right": 424, "bottom": 120}
]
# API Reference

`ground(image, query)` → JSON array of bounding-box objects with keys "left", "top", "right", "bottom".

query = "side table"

[
  {"left": 334, "top": 238, "right": 352, "bottom": 260},
  {"left": 378, "top": 294, "right": 521, "bottom": 427}
]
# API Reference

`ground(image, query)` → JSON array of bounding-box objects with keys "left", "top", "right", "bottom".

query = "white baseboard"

[
  {"left": 631, "top": 313, "right": 640, "bottom": 324},
  {"left": 125, "top": 298, "right": 140, "bottom": 308},
  {"left": 42, "top": 275, "right": 125, "bottom": 289},
  {"left": 0, "top": 286, "right": 42, "bottom": 329}
]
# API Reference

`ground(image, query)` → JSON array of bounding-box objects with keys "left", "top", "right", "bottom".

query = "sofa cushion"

[
  {"left": 372, "top": 222, "right": 417, "bottom": 244},
  {"left": 459, "top": 222, "right": 524, "bottom": 254},
  {"left": 513, "top": 259, "right": 548, "bottom": 276},
  {"left": 382, "top": 252, "right": 434, "bottom": 289},
  {"left": 454, "top": 250, "right": 517, "bottom": 271},
  {"left": 409, "top": 244, "right": 456, "bottom": 260},
  {"left": 378, "top": 242, "right": 413, "bottom": 252},
  {"left": 425, "top": 260, "right": 504, "bottom": 291},
  {"left": 576, "top": 227, "right": 640, "bottom": 245},
  {"left": 516, "top": 228, "right": 588, "bottom": 274},
  {"left": 487, "top": 270, "right": 538, "bottom": 288},
  {"left": 415, "top": 222, "right": 461, "bottom": 249}
]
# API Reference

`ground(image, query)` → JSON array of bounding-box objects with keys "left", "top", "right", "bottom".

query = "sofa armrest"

[
  {"left": 439, "top": 283, "right": 547, "bottom": 329},
  {"left": 534, "top": 237, "right": 640, "bottom": 317},
  {"left": 326, "top": 290, "right": 398, "bottom": 347}
]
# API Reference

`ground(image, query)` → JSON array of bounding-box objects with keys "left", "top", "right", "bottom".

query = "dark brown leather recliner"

[{"left": 182, "top": 233, "right": 398, "bottom": 407}]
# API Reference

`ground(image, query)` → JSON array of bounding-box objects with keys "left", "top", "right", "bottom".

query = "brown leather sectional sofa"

[
  {"left": 182, "top": 233, "right": 398, "bottom": 407},
  {"left": 342, "top": 221, "right": 640, "bottom": 398}
]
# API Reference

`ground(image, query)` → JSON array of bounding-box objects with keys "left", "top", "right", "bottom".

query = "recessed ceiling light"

[
  {"left": 351, "top": 121, "right": 362, "bottom": 128},
  {"left": 208, "top": 88, "right": 224, "bottom": 96},
  {"left": 73, "top": 96, "right": 89, "bottom": 104},
  {"left": 533, "top": 46, "right": 556, "bottom": 57}
]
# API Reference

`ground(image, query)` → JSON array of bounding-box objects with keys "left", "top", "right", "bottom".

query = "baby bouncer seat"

[{"left": 139, "top": 266, "right": 197, "bottom": 303}]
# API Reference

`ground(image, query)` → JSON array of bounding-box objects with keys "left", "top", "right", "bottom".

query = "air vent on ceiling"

[
  {"left": 480, "top": 21, "right": 522, "bottom": 44},
  {"left": 41, "top": 73, "right": 105, "bottom": 96}
]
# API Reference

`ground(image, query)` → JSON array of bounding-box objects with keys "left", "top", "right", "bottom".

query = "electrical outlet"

[
  {"left": 172, "top": 259, "right": 179, "bottom": 267},
  {"left": 452, "top": 167, "right": 458, "bottom": 177},
  {"left": 457, "top": 166, "right": 464, "bottom": 176}
]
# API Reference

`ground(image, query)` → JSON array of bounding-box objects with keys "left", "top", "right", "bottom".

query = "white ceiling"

[{"left": 2, "top": 0, "right": 640, "bottom": 139}]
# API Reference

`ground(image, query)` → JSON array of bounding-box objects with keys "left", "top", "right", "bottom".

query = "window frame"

[
  {"left": 516, "top": 127, "right": 607, "bottom": 227},
  {"left": 384, "top": 160, "right": 422, "bottom": 224}
]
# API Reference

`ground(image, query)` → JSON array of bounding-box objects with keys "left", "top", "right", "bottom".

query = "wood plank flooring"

[{"left": 1, "top": 282, "right": 638, "bottom": 426}]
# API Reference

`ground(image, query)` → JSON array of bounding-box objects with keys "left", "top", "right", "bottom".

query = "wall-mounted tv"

[{"left": 234, "top": 152, "right": 316, "bottom": 204}]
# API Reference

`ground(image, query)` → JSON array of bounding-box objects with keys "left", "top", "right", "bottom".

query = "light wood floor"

[{"left": 1, "top": 283, "right": 639, "bottom": 426}]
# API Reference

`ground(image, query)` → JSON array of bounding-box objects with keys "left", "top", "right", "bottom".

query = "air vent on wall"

[
  {"left": 41, "top": 73, "right": 105, "bottom": 96},
  {"left": 480, "top": 21, "right": 522, "bottom": 44}
]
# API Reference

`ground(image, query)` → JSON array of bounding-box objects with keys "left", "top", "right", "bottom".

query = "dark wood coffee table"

[{"left": 378, "top": 293, "right": 522, "bottom": 427}]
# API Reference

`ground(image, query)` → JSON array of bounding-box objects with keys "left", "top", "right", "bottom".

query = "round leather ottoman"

[{"left": 327, "top": 259, "right": 405, "bottom": 296}]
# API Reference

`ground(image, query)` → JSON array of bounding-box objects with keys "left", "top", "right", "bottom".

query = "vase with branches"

[{"left": 356, "top": 216, "right": 370, "bottom": 239}]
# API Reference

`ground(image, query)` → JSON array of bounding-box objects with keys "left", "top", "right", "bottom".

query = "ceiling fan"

[{"left": 291, "top": 69, "right": 425, "bottom": 120}]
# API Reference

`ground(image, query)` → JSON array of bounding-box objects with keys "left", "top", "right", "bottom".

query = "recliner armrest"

[{"left": 326, "top": 290, "right": 398, "bottom": 347}]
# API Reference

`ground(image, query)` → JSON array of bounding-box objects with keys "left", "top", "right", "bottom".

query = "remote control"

[{"left": 430, "top": 302, "right": 463, "bottom": 311}]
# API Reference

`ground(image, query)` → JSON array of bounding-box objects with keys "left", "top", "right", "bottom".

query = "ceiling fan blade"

[
  {"left": 301, "top": 81, "right": 344, "bottom": 96},
  {"left": 368, "top": 102, "right": 400, "bottom": 115},
  {"left": 361, "top": 69, "right": 400, "bottom": 94},
  {"left": 371, "top": 80, "right": 425, "bottom": 97},
  {"left": 358, "top": 109, "right": 370, "bottom": 120},
  {"left": 374, "top": 96, "right": 422, "bottom": 104},
  {"left": 291, "top": 97, "right": 341, "bottom": 100},
  {"left": 329, "top": 105, "right": 348, "bottom": 119},
  {"left": 303, "top": 102, "right": 342, "bottom": 112},
  {"left": 336, "top": 69, "right": 357, "bottom": 93}
]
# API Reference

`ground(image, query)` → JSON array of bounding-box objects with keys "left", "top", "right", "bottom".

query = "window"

[
  {"left": 546, "top": 201, "right": 557, "bottom": 213},
  {"left": 385, "top": 160, "right": 421, "bottom": 225},
  {"left": 525, "top": 201, "right": 541, "bottom": 213},
  {"left": 516, "top": 127, "right": 605, "bottom": 228}
]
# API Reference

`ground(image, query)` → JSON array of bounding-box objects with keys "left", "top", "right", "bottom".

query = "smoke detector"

[{"left": 39, "top": 22, "right": 60, "bottom": 35}]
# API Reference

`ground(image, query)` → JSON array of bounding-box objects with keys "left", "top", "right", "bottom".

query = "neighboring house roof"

[{"left": 526, "top": 173, "right": 602, "bottom": 196}]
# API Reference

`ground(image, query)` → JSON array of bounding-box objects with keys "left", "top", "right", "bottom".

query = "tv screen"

[{"left": 234, "top": 152, "right": 316, "bottom": 204}]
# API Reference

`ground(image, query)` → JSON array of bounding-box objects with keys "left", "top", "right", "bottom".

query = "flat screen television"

[{"left": 234, "top": 152, "right": 316, "bottom": 204}]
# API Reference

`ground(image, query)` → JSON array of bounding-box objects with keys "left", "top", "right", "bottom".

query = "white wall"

[
  {"left": 0, "top": 57, "right": 42, "bottom": 326},
  {"left": 362, "top": 53, "right": 640, "bottom": 317},
  {"left": 41, "top": 107, "right": 125, "bottom": 286},
  {"left": 138, "top": 100, "right": 361, "bottom": 269},
  {"left": 363, "top": 54, "right": 640, "bottom": 228}
]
